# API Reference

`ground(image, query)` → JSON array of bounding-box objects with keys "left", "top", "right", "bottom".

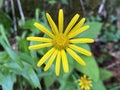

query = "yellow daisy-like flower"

[
  {"left": 27, "top": 9, "right": 94, "bottom": 76},
  {"left": 78, "top": 75, "right": 92, "bottom": 90}
]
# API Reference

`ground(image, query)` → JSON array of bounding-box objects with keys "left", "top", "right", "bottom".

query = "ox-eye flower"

[
  {"left": 78, "top": 75, "right": 92, "bottom": 90},
  {"left": 27, "top": 9, "right": 94, "bottom": 76}
]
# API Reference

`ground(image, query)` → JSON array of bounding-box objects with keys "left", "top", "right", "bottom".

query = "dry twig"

[
  {"left": 10, "top": 0, "right": 17, "bottom": 34},
  {"left": 17, "top": 0, "right": 25, "bottom": 22},
  {"left": 79, "top": 0, "right": 86, "bottom": 16}
]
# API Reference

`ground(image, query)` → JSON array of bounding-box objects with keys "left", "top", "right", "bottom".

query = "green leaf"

[
  {"left": 4, "top": 62, "right": 32, "bottom": 81},
  {"left": 27, "top": 68, "right": 41, "bottom": 89},
  {"left": 0, "top": 10, "right": 12, "bottom": 28},
  {"left": 58, "top": 71, "right": 78, "bottom": 90},
  {"left": 0, "top": 51, "right": 8, "bottom": 60},
  {"left": 4, "top": 62, "right": 23, "bottom": 74},
  {"left": 67, "top": 55, "right": 75, "bottom": 71},
  {"left": 58, "top": 70, "right": 74, "bottom": 90},
  {"left": 100, "top": 68, "right": 113, "bottom": 80},
  {"left": 92, "top": 80, "right": 106, "bottom": 90},
  {"left": 0, "top": 38, "right": 24, "bottom": 67},
  {"left": 75, "top": 44, "right": 99, "bottom": 82},
  {"left": 0, "top": 73, "right": 16, "bottom": 90},
  {"left": 0, "top": 25, "right": 10, "bottom": 47},
  {"left": 17, "top": 52, "right": 35, "bottom": 66},
  {"left": 21, "top": 19, "right": 41, "bottom": 34},
  {"left": 41, "top": 11, "right": 49, "bottom": 27},
  {"left": 0, "top": 51, "right": 9, "bottom": 63},
  {"left": 5, "top": 47, "right": 24, "bottom": 67},
  {"left": 29, "top": 41, "right": 38, "bottom": 63},
  {"left": 17, "top": 37, "right": 30, "bottom": 54},
  {"left": 4, "top": 62, "right": 41, "bottom": 89},
  {"left": 35, "top": 8, "right": 40, "bottom": 21},
  {"left": 59, "top": 81, "right": 76, "bottom": 90},
  {"left": 44, "top": 75, "right": 56, "bottom": 88},
  {"left": 78, "top": 22, "right": 102, "bottom": 38}
]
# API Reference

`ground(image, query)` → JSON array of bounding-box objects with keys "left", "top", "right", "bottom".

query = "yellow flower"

[
  {"left": 27, "top": 9, "right": 94, "bottom": 76},
  {"left": 78, "top": 75, "right": 92, "bottom": 90}
]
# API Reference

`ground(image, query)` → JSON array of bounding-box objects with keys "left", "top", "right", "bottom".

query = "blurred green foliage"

[{"left": 0, "top": 0, "right": 119, "bottom": 90}]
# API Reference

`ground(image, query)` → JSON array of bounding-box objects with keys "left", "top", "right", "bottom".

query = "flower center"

[
  {"left": 52, "top": 33, "right": 69, "bottom": 50},
  {"left": 83, "top": 80, "right": 89, "bottom": 86}
]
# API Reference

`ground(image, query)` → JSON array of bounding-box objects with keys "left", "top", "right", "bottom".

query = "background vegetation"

[{"left": 0, "top": 0, "right": 120, "bottom": 90}]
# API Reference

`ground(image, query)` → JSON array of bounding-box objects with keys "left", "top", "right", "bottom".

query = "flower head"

[
  {"left": 78, "top": 75, "right": 92, "bottom": 90},
  {"left": 27, "top": 9, "right": 94, "bottom": 76}
]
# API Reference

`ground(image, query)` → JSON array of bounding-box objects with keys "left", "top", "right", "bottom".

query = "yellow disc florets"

[
  {"left": 78, "top": 75, "right": 92, "bottom": 90},
  {"left": 52, "top": 33, "right": 69, "bottom": 50}
]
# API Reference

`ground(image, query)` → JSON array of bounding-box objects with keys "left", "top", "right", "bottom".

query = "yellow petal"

[
  {"left": 66, "top": 48, "right": 86, "bottom": 66},
  {"left": 61, "top": 50, "right": 69, "bottom": 73},
  {"left": 34, "top": 22, "right": 54, "bottom": 38},
  {"left": 69, "top": 44, "right": 92, "bottom": 56},
  {"left": 37, "top": 48, "right": 55, "bottom": 67},
  {"left": 55, "top": 51, "right": 61, "bottom": 76},
  {"left": 27, "top": 37, "right": 52, "bottom": 42},
  {"left": 83, "top": 75, "right": 87, "bottom": 78},
  {"left": 69, "top": 18, "right": 85, "bottom": 34},
  {"left": 58, "top": 9, "right": 64, "bottom": 33},
  {"left": 89, "top": 84, "right": 92, "bottom": 86},
  {"left": 69, "top": 38, "right": 94, "bottom": 43},
  {"left": 28, "top": 43, "right": 52, "bottom": 50},
  {"left": 81, "top": 86, "right": 84, "bottom": 89},
  {"left": 46, "top": 13, "right": 58, "bottom": 34},
  {"left": 86, "top": 86, "right": 90, "bottom": 90},
  {"left": 79, "top": 82, "right": 83, "bottom": 85},
  {"left": 68, "top": 25, "right": 89, "bottom": 39},
  {"left": 44, "top": 49, "right": 58, "bottom": 71},
  {"left": 64, "top": 14, "right": 80, "bottom": 35}
]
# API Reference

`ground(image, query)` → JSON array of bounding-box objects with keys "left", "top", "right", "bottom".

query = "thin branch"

[
  {"left": 105, "top": 61, "right": 120, "bottom": 69},
  {"left": 17, "top": 0, "right": 25, "bottom": 22},
  {"left": 4, "top": 0, "right": 9, "bottom": 13},
  {"left": 10, "top": 0, "right": 18, "bottom": 51},
  {"left": 98, "top": 0, "right": 105, "bottom": 14},
  {"left": 10, "top": 0, "right": 17, "bottom": 34},
  {"left": 79, "top": 0, "right": 86, "bottom": 16}
]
